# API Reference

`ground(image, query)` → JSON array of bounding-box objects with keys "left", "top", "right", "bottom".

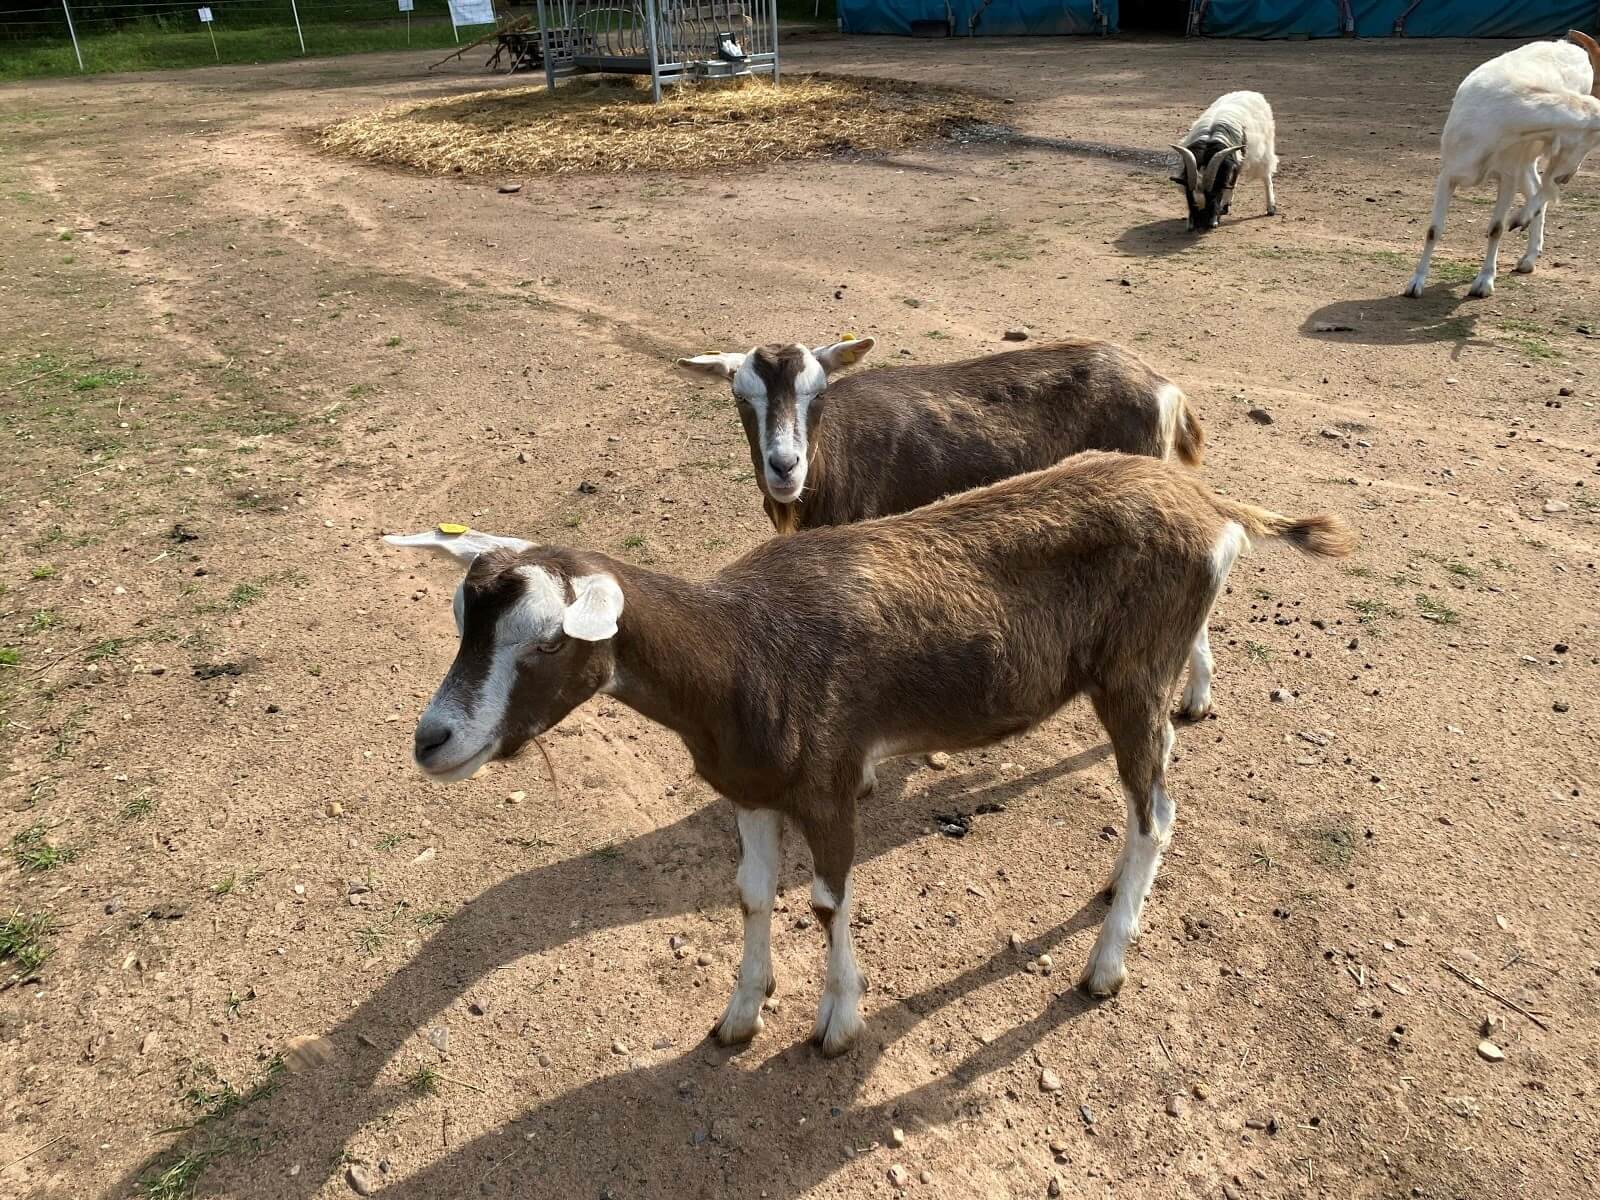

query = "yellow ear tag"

[
  {"left": 437, "top": 522, "right": 469, "bottom": 535},
  {"left": 839, "top": 332, "right": 857, "bottom": 341}
]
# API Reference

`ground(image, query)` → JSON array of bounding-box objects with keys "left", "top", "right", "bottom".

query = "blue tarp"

[
  {"left": 837, "top": 0, "right": 1597, "bottom": 38},
  {"left": 1199, "top": 1, "right": 1597, "bottom": 38},
  {"left": 837, "top": 0, "right": 1113, "bottom": 37}
]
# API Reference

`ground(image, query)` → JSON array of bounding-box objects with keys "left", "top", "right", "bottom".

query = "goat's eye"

[
  {"left": 534, "top": 637, "right": 562, "bottom": 655},
  {"left": 733, "top": 394, "right": 753, "bottom": 409}
]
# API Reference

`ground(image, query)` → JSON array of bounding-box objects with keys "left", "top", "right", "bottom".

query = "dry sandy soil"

[{"left": 2, "top": 31, "right": 1598, "bottom": 1200}]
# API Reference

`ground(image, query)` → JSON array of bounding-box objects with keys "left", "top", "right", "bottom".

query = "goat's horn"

[
  {"left": 1201, "top": 145, "right": 1243, "bottom": 188},
  {"left": 1170, "top": 143, "right": 1200, "bottom": 186}
]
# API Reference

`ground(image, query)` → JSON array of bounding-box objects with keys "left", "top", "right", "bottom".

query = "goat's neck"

[{"left": 604, "top": 564, "right": 740, "bottom": 754}]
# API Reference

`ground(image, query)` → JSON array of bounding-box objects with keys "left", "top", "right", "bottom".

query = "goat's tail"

[
  {"left": 1158, "top": 381, "right": 1205, "bottom": 467},
  {"left": 1209, "top": 496, "right": 1355, "bottom": 558}
]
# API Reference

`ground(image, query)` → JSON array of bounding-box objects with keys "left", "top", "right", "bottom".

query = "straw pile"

[{"left": 316, "top": 73, "right": 1003, "bottom": 177}]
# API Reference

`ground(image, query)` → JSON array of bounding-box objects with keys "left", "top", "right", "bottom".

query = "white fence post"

[
  {"left": 61, "top": 0, "right": 84, "bottom": 71},
  {"left": 290, "top": 0, "right": 306, "bottom": 53}
]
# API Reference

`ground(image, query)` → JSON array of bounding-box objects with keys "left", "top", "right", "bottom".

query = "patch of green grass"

[
  {"left": 414, "top": 907, "right": 451, "bottom": 929},
  {"left": 1243, "top": 640, "right": 1271, "bottom": 663},
  {"left": 30, "top": 565, "right": 56, "bottom": 580},
  {"left": 376, "top": 831, "right": 412, "bottom": 852},
  {"left": 0, "top": 647, "right": 19, "bottom": 668},
  {"left": 620, "top": 533, "right": 647, "bottom": 551},
  {"left": 224, "top": 989, "right": 255, "bottom": 1018},
  {"left": 11, "top": 822, "right": 77, "bottom": 872},
  {"left": 1, "top": 908, "right": 55, "bottom": 979},
  {"left": 122, "top": 790, "right": 158, "bottom": 819},
  {"left": 924, "top": 330, "right": 947, "bottom": 340},
  {"left": 590, "top": 842, "right": 624, "bottom": 862},
  {"left": 1415, "top": 594, "right": 1459, "bottom": 625},
  {"left": 135, "top": 1133, "right": 240, "bottom": 1200},
  {"left": 87, "top": 637, "right": 132, "bottom": 662},
  {"left": 224, "top": 582, "right": 264, "bottom": 610},
  {"left": 385, "top": 336, "right": 402, "bottom": 348},
  {"left": 1347, "top": 596, "right": 1401, "bottom": 625},
  {"left": 1305, "top": 823, "right": 1357, "bottom": 869},
  {"left": 210, "top": 869, "right": 262, "bottom": 898},
  {"left": 57, "top": 230, "right": 73, "bottom": 242},
  {"left": 1502, "top": 333, "right": 1561, "bottom": 361},
  {"left": 406, "top": 1065, "right": 441, "bottom": 1096},
  {"left": 355, "top": 925, "right": 391, "bottom": 956},
  {"left": 26, "top": 609, "right": 61, "bottom": 633},
  {"left": 1444, "top": 560, "right": 1479, "bottom": 580},
  {"left": 1340, "top": 565, "right": 1374, "bottom": 579},
  {"left": 72, "top": 366, "right": 138, "bottom": 391}
]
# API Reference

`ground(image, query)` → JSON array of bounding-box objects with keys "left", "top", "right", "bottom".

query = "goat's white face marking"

[
  {"left": 385, "top": 530, "right": 624, "bottom": 782},
  {"left": 677, "top": 338, "right": 875, "bottom": 508}
]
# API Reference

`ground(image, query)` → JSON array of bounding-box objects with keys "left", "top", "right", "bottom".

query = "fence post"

[
  {"left": 290, "top": 0, "right": 306, "bottom": 53},
  {"left": 767, "top": 0, "right": 779, "bottom": 85},
  {"left": 448, "top": 0, "right": 460, "bottom": 42},
  {"left": 61, "top": 0, "right": 84, "bottom": 71}
]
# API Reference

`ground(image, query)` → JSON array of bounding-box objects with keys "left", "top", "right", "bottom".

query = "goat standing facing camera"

[{"left": 1172, "top": 91, "right": 1279, "bottom": 231}]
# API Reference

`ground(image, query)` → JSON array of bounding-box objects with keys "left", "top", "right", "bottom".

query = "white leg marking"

[
  {"left": 1179, "top": 623, "right": 1215, "bottom": 720},
  {"left": 811, "top": 874, "right": 864, "bottom": 1056},
  {"left": 1264, "top": 170, "right": 1277, "bottom": 216},
  {"left": 1082, "top": 785, "right": 1166, "bottom": 998},
  {"left": 715, "top": 807, "right": 781, "bottom": 1045}
]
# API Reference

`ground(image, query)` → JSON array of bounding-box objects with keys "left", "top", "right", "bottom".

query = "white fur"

[
  {"left": 1155, "top": 381, "right": 1183, "bottom": 460},
  {"left": 811, "top": 874, "right": 864, "bottom": 1056},
  {"left": 1179, "top": 522, "right": 1246, "bottom": 720},
  {"left": 1405, "top": 39, "right": 1600, "bottom": 299},
  {"left": 1177, "top": 90, "right": 1279, "bottom": 223},
  {"left": 716, "top": 807, "right": 783, "bottom": 1045}
]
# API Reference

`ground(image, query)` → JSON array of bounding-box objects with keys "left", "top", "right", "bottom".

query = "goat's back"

[
  {"left": 804, "top": 341, "right": 1182, "bottom": 526},
  {"left": 1442, "top": 41, "right": 1595, "bottom": 165},
  {"left": 723, "top": 453, "right": 1232, "bottom": 751}
]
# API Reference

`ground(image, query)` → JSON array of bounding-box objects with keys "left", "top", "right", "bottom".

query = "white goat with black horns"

[
  {"left": 1171, "top": 90, "right": 1279, "bottom": 232},
  {"left": 1404, "top": 32, "right": 1600, "bottom": 300}
]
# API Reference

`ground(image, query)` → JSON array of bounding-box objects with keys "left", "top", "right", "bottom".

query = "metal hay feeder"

[{"left": 534, "top": 0, "right": 780, "bottom": 102}]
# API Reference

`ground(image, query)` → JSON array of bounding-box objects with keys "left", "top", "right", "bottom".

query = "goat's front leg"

[
  {"left": 1264, "top": 170, "right": 1277, "bottom": 217},
  {"left": 713, "top": 806, "right": 782, "bottom": 1046},
  {"left": 802, "top": 808, "right": 866, "bottom": 1056},
  {"left": 1469, "top": 174, "right": 1519, "bottom": 298}
]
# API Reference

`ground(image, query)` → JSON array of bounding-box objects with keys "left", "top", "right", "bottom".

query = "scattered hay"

[{"left": 316, "top": 73, "right": 1004, "bottom": 177}]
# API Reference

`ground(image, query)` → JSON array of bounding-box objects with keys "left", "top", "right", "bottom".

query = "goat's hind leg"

[
  {"left": 802, "top": 807, "right": 866, "bottom": 1056},
  {"left": 1469, "top": 174, "right": 1519, "bottom": 298},
  {"left": 1405, "top": 172, "right": 1456, "bottom": 298},
  {"left": 1177, "top": 623, "right": 1216, "bottom": 721},
  {"left": 713, "top": 806, "right": 783, "bottom": 1045},
  {"left": 1083, "top": 689, "right": 1175, "bottom": 998}
]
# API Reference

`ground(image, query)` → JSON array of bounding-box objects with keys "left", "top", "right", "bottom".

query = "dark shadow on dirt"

[
  {"left": 1301, "top": 290, "right": 1488, "bottom": 354},
  {"left": 106, "top": 742, "right": 1117, "bottom": 1199}
]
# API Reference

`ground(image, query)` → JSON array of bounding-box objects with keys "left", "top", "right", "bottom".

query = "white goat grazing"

[
  {"left": 1405, "top": 32, "right": 1600, "bottom": 300},
  {"left": 1171, "top": 90, "right": 1279, "bottom": 231}
]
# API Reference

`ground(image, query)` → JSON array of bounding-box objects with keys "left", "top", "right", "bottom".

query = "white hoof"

[
  {"left": 1514, "top": 258, "right": 1536, "bottom": 275},
  {"left": 1078, "top": 949, "right": 1127, "bottom": 999},
  {"left": 1402, "top": 278, "right": 1425, "bottom": 299},
  {"left": 1467, "top": 277, "right": 1494, "bottom": 299},
  {"left": 812, "top": 986, "right": 864, "bottom": 1057},
  {"left": 1266, "top": 205, "right": 1278, "bottom": 217},
  {"left": 713, "top": 991, "right": 766, "bottom": 1046},
  {"left": 1178, "top": 680, "right": 1213, "bottom": 721}
]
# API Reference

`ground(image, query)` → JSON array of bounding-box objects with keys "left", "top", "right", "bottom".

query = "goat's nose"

[
  {"left": 414, "top": 719, "right": 453, "bottom": 763},
  {"left": 767, "top": 450, "right": 800, "bottom": 478}
]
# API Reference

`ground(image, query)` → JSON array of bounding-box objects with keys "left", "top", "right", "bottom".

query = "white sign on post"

[
  {"left": 447, "top": 0, "right": 495, "bottom": 25},
  {"left": 197, "top": 6, "right": 212, "bottom": 20},
  {"left": 397, "top": 0, "right": 413, "bottom": 9}
]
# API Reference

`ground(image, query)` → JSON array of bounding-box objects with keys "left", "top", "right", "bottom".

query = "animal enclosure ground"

[{"left": 1, "top": 32, "right": 1597, "bottom": 1200}]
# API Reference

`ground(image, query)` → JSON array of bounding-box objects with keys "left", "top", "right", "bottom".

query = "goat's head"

[
  {"left": 1171, "top": 140, "right": 1243, "bottom": 232},
  {"left": 676, "top": 337, "right": 876, "bottom": 506},
  {"left": 384, "top": 528, "right": 624, "bottom": 782},
  {"left": 1568, "top": 29, "right": 1600, "bottom": 97}
]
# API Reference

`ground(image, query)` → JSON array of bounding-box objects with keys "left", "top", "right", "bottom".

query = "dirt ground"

[{"left": 2, "top": 31, "right": 1597, "bottom": 1200}]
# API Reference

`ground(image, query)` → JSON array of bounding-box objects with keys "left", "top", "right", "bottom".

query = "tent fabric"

[
  {"left": 1198, "top": 1, "right": 1598, "bottom": 38},
  {"left": 836, "top": 0, "right": 1113, "bottom": 37}
]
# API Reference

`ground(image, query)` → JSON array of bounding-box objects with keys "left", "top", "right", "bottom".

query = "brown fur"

[
  {"left": 751, "top": 340, "right": 1204, "bottom": 532},
  {"left": 440, "top": 453, "right": 1352, "bottom": 1039}
]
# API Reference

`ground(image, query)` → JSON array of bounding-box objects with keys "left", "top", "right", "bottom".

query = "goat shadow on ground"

[
  {"left": 103, "top": 742, "right": 1116, "bottom": 1200},
  {"left": 1301, "top": 291, "right": 1487, "bottom": 354},
  {"left": 1115, "top": 211, "right": 1283, "bottom": 258}
]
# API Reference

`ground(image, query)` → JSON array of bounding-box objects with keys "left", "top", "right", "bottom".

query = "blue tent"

[{"left": 835, "top": 1, "right": 1598, "bottom": 38}]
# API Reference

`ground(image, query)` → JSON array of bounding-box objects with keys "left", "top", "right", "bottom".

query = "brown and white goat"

[
  {"left": 386, "top": 452, "right": 1353, "bottom": 1056},
  {"left": 676, "top": 337, "right": 1224, "bottom": 718}
]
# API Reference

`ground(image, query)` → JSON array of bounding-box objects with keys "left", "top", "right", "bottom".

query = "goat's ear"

[
  {"left": 383, "top": 528, "right": 532, "bottom": 566},
  {"left": 675, "top": 352, "right": 746, "bottom": 381},
  {"left": 563, "top": 573, "right": 624, "bottom": 642},
  {"left": 812, "top": 336, "right": 876, "bottom": 376}
]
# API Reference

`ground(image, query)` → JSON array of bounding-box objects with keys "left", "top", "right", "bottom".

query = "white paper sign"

[
  {"left": 197, "top": 6, "right": 213, "bottom": 21},
  {"left": 448, "top": 0, "right": 495, "bottom": 25},
  {"left": 398, "top": 0, "right": 413, "bottom": 9}
]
